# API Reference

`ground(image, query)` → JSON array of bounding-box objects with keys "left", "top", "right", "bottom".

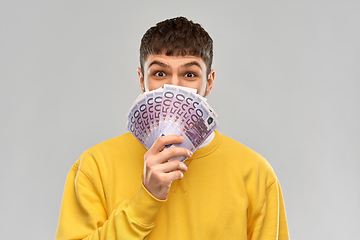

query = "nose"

[{"left": 169, "top": 75, "right": 180, "bottom": 86}]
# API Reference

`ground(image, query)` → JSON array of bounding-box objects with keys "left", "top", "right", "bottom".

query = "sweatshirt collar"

[{"left": 187, "top": 130, "right": 222, "bottom": 161}]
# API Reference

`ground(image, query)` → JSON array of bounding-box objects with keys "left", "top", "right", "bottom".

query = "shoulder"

[
  {"left": 82, "top": 132, "right": 143, "bottom": 157},
  {"left": 74, "top": 132, "right": 145, "bottom": 175},
  {"left": 216, "top": 132, "right": 277, "bottom": 183},
  {"left": 217, "top": 132, "right": 267, "bottom": 163}
]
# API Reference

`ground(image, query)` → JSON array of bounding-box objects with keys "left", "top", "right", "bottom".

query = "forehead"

[{"left": 144, "top": 53, "right": 206, "bottom": 69}]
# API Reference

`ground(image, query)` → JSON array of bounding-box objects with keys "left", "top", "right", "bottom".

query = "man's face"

[{"left": 138, "top": 53, "right": 215, "bottom": 97}]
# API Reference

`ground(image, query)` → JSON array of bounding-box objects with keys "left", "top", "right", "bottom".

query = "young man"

[{"left": 56, "top": 17, "right": 289, "bottom": 239}]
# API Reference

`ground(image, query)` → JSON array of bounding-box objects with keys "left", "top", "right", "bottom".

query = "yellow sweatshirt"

[{"left": 56, "top": 130, "right": 289, "bottom": 239}]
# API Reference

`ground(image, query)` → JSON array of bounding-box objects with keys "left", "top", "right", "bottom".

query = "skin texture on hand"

[{"left": 143, "top": 135, "right": 192, "bottom": 200}]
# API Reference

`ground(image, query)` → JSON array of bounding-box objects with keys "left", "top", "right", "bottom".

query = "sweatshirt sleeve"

[
  {"left": 248, "top": 180, "right": 290, "bottom": 240},
  {"left": 55, "top": 165, "right": 165, "bottom": 240}
]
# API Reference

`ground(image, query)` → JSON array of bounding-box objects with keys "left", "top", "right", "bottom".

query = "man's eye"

[
  {"left": 185, "top": 72, "right": 195, "bottom": 78},
  {"left": 155, "top": 71, "right": 165, "bottom": 77}
]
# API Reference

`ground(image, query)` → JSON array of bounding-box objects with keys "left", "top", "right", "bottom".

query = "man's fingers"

[
  {"left": 155, "top": 160, "right": 188, "bottom": 173},
  {"left": 159, "top": 147, "right": 192, "bottom": 162},
  {"left": 164, "top": 170, "right": 185, "bottom": 183},
  {"left": 148, "top": 135, "right": 184, "bottom": 154},
  {"left": 145, "top": 146, "right": 192, "bottom": 166},
  {"left": 143, "top": 135, "right": 191, "bottom": 200}
]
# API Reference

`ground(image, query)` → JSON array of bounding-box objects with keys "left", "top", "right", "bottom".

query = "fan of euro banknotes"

[{"left": 126, "top": 84, "right": 219, "bottom": 162}]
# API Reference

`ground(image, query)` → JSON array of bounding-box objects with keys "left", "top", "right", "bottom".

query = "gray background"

[{"left": 0, "top": 0, "right": 359, "bottom": 239}]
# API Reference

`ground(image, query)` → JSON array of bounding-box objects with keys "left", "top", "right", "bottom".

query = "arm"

[
  {"left": 248, "top": 180, "right": 290, "bottom": 240},
  {"left": 56, "top": 135, "right": 190, "bottom": 240},
  {"left": 55, "top": 165, "right": 164, "bottom": 240}
]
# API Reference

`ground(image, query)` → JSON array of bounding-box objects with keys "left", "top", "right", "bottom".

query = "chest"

[{"left": 148, "top": 160, "right": 249, "bottom": 239}]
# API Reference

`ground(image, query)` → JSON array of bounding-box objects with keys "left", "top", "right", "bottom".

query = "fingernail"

[
  {"left": 178, "top": 135, "right": 184, "bottom": 141},
  {"left": 188, "top": 150, "right": 193, "bottom": 157},
  {"left": 181, "top": 162, "right": 188, "bottom": 170}
]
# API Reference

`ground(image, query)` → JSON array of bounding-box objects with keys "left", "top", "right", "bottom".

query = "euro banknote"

[{"left": 127, "top": 85, "right": 218, "bottom": 161}]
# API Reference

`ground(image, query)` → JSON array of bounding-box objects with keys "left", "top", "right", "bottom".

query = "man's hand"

[{"left": 143, "top": 135, "right": 192, "bottom": 200}]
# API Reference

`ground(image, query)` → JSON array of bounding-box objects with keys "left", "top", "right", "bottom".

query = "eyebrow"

[
  {"left": 148, "top": 60, "right": 203, "bottom": 70},
  {"left": 181, "top": 61, "right": 202, "bottom": 69},
  {"left": 148, "top": 60, "right": 170, "bottom": 68}
]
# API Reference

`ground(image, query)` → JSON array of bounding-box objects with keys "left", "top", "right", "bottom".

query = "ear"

[
  {"left": 137, "top": 67, "right": 145, "bottom": 93},
  {"left": 205, "top": 69, "right": 215, "bottom": 96}
]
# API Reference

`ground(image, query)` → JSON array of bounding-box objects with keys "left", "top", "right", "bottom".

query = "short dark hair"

[{"left": 140, "top": 16, "right": 213, "bottom": 76}]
